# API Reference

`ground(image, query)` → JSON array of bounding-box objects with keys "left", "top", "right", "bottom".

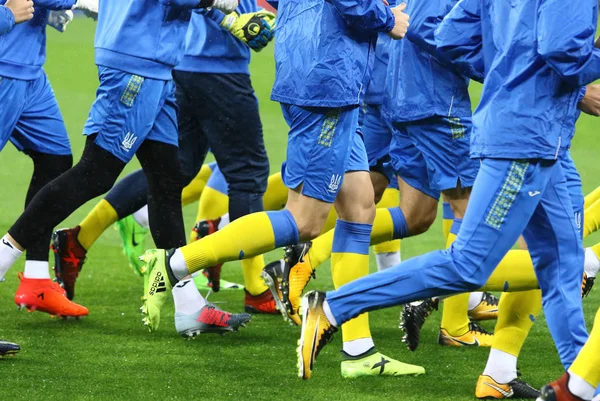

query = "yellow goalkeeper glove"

[{"left": 220, "top": 11, "right": 276, "bottom": 52}]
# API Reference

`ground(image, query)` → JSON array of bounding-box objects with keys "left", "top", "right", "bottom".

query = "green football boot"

[
  {"left": 141, "top": 249, "right": 173, "bottom": 332},
  {"left": 340, "top": 349, "right": 425, "bottom": 379},
  {"left": 116, "top": 215, "right": 149, "bottom": 276}
]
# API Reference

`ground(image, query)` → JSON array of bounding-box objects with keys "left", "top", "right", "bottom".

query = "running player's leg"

[
  {"left": 538, "top": 308, "right": 600, "bottom": 401},
  {"left": 300, "top": 160, "right": 576, "bottom": 379},
  {"left": 0, "top": 73, "right": 84, "bottom": 316}
]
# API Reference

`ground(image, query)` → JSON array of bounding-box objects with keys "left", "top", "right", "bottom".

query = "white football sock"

[
  {"left": 0, "top": 235, "right": 23, "bottom": 281},
  {"left": 375, "top": 251, "right": 401, "bottom": 271},
  {"left": 482, "top": 348, "right": 518, "bottom": 383},
  {"left": 217, "top": 214, "right": 230, "bottom": 230},
  {"left": 567, "top": 371, "right": 595, "bottom": 401},
  {"left": 343, "top": 337, "right": 376, "bottom": 357},
  {"left": 322, "top": 299, "right": 338, "bottom": 327},
  {"left": 132, "top": 205, "right": 150, "bottom": 229},
  {"left": 169, "top": 249, "right": 188, "bottom": 280},
  {"left": 468, "top": 292, "right": 484, "bottom": 310},
  {"left": 172, "top": 279, "right": 206, "bottom": 314},
  {"left": 584, "top": 247, "right": 600, "bottom": 278},
  {"left": 23, "top": 260, "right": 50, "bottom": 279}
]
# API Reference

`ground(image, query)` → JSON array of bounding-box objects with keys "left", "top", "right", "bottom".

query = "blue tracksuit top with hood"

[
  {"left": 0, "top": 0, "right": 76, "bottom": 80},
  {"left": 436, "top": 0, "right": 600, "bottom": 160},
  {"left": 268, "top": 0, "right": 396, "bottom": 108},
  {"left": 95, "top": 0, "right": 203, "bottom": 81},
  {"left": 383, "top": 0, "right": 472, "bottom": 123}
]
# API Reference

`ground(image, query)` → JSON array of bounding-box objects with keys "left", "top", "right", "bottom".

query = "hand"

[
  {"left": 47, "top": 9, "right": 73, "bottom": 32},
  {"left": 388, "top": 3, "right": 410, "bottom": 40},
  {"left": 73, "top": 0, "right": 98, "bottom": 21},
  {"left": 579, "top": 84, "right": 600, "bottom": 116},
  {"left": 220, "top": 10, "right": 276, "bottom": 52},
  {"left": 211, "top": 0, "right": 239, "bottom": 14},
  {"left": 4, "top": 0, "right": 34, "bottom": 24}
]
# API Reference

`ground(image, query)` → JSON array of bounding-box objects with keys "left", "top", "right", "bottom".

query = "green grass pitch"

[{"left": 0, "top": 20, "right": 598, "bottom": 401}]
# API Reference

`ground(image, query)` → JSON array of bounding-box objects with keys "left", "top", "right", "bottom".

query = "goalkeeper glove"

[
  {"left": 220, "top": 11, "right": 276, "bottom": 52},
  {"left": 47, "top": 10, "right": 74, "bottom": 32},
  {"left": 73, "top": 0, "right": 98, "bottom": 21}
]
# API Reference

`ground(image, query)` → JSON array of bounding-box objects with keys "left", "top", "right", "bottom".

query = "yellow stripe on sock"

[
  {"left": 480, "top": 250, "right": 539, "bottom": 292},
  {"left": 307, "top": 207, "right": 399, "bottom": 273},
  {"left": 263, "top": 173, "right": 289, "bottom": 211},
  {"left": 181, "top": 212, "right": 276, "bottom": 275},
  {"left": 181, "top": 164, "right": 213, "bottom": 207},
  {"left": 441, "top": 232, "right": 471, "bottom": 336},
  {"left": 570, "top": 308, "right": 600, "bottom": 388},
  {"left": 584, "top": 198, "right": 600, "bottom": 238},
  {"left": 306, "top": 229, "right": 334, "bottom": 271},
  {"left": 78, "top": 199, "right": 118, "bottom": 250},
  {"left": 442, "top": 218, "right": 453, "bottom": 243},
  {"left": 584, "top": 186, "right": 600, "bottom": 211},
  {"left": 492, "top": 290, "right": 542, "bottom": 357},
  {"left": 242, "top": 255, "right": 268, "bottom": 296},
  {"left": 190, "top": 187, "right": 229, "bottom": 242},
  {"left": 332, "top": 252, "right": 372, "bottom": 342},
  {"left": 373, "top": 188, "right": 401, "bottom": 255}
]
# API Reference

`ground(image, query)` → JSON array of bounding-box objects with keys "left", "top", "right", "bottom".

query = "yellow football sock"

[
  {"left": 181, "top": 164, "right": 213, "bottom": 207},
  {"left": 441, "top": 231, "right": 471, "bottom": 336},
  {"left": 77, "top": 199, "right": 118, "bottom": 250},
  {"left": 307, "top": 208, "right": 399, "bottom": 272},
  {"left": 442, "top": 202, "right": 454, "bottom": 242},
  {"left": 491, "top": 290, "right": 542, "bottom": 356},
  {"left": 263, "top": 173, "right": 289, "bottom": 211},
  {"left": 181, "top": 211, "right": 279, "bottom": 274},
  {"left": 584, "top": 186, "right": 600, "bottom": 210},
  {"left": 331, "top": 236, "right": 372, "bottom": 345},
  {"left": 306, "top": 229, "right": 335, "bottom": 271},
  {"left": 584, "top": 198, "right": 600, "bottom": 238},
  {"left": 569, "top": 308, "right": 600, "bottom": 388},
  {"left": 321, "top": 208, "right": 338, "bottom": 234},
  {"left": 591, "top": 242, "right": 600, "bottom": 261},
  {"left": 190, "top": 187, "right": 229, "bottom": 242},
  {"left": 373, "top": 188, "right": 401, "bottom": 255},
  {"left": 242, "top": 255, "right": 268, "bottom": 296},
  {"left": 479, "top": 250, "right": 539, "bottom": 292}
]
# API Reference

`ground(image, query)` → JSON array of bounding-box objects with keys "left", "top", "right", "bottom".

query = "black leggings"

[
  {"left": 10, "top": 136, "right": 186, "bottom": 253},
  {"left": 23, "top": 151, "right": 73, "bottom": 261}
]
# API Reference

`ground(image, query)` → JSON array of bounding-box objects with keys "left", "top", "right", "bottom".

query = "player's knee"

[
  {"left": 296, "top": 219, "right": 326, "bottom": 241},
  {"left": 405, "top": 208, "right": 436, "bottom": 236}
]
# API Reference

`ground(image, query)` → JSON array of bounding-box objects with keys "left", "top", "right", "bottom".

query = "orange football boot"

[
  {"left": 244, "top": 289, "right": 278, "bottom": 314},
  {"left": 14, "top": 273, "right": 88, "bottom": 318}
]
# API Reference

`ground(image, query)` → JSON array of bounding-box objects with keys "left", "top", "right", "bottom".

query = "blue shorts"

[
  {"left": 560, "top": 151, "right": 584, "bottom": 239},
  {"left": 388, "top": 125, "right": 440, "bottom": 200},
  {"left": 280, "top": 104, "right": 368, "bottom": 203},
  {"left": 391, "top": 116, "right": 479, "bottom": 194},
  {"left": 360, "top": 103, "right": 397, "bottom": 187},
  {"left": 0, "top": 74, "right": 71, "bottom": 155},
  {"left": 84, "top": 66, "right": 178, "bottom": 163}
]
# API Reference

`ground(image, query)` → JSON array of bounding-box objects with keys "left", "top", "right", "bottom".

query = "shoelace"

[
  {"left": 481, "top": 292, "right": 499, "bottom": 307},
  {"left": 468, "top": 322, "right": 493, "bottom": 336}
]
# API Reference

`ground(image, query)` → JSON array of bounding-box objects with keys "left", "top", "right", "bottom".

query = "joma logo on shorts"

[
  {"left": 328, "top": 174, "right": 342, "bottom": 193},
  {"left": 121, "top": 132, "right": 137, "bottom": 152}
]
